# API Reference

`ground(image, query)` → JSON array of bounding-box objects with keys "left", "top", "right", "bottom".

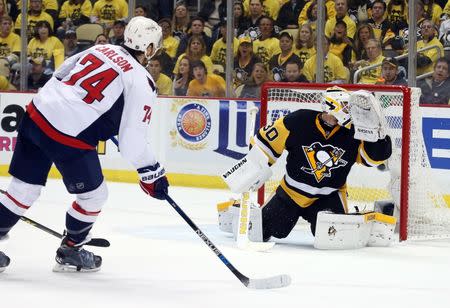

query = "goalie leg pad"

[
  {"left": 367, "top": 212, "right": 396, "bottom": 247},
  {"left": 314, "top": 211, "right": 396, "bottom": 249},
  {"left": 232, "top": 202, "right": 263, "bottom": 242},
  {"left": 217, "top": 200, "right": 239, "bottom": 234},
  {"left": 314, "top": 212, "right": 371, "bottom": 250}
]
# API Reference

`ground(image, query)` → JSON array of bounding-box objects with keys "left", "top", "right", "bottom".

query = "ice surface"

[{"left": 1, "top": 177, "right": 450, "bottom": 308}]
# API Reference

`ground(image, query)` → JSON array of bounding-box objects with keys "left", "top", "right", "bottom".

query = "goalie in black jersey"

[{"left": 220, "top": 86, "right": 395, "bottom": 249}]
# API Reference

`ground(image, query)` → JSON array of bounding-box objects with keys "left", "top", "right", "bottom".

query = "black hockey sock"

[
  {"left": 65, "top": 213, "right": 93, "bottom": 245},
  {"left": 0, "top": 202, "right": 21, "bottom": 237}
]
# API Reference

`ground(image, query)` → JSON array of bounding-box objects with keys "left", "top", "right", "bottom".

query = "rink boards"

[{"left": 0, "top": 91, "right": 450, "bottom": 197}]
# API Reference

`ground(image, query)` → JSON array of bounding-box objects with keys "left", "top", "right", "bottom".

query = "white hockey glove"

[
  {"left": 348, "top": 90, "right": 387, "bottom": 142},
  {"left": 221, "top": 145, "right": 272, "bottom": 194}
]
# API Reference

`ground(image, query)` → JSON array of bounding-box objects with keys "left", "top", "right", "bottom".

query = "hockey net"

[{"left": 259, "top": 82, "right": 450, "bottom": 241}]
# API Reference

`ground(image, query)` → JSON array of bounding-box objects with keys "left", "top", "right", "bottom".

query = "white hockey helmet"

[
  {"left": 124, "top": 16, "right": 163, "bottom": 60},
  {"left": 322, "top": 86, "right": 352, "bottom": 129}
]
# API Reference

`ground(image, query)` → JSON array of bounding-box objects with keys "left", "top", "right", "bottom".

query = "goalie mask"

[{"left": 322, "top": 87, "right": 352, "bottom": 129}]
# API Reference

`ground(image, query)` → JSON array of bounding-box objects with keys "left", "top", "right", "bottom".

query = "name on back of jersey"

[{"left": 95, "top": 46, "right": 134, "bottom": 72}]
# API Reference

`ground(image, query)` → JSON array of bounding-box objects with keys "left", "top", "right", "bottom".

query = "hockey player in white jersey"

[{"left": 0, "top": 16, "right": 169, "bottom": 272}]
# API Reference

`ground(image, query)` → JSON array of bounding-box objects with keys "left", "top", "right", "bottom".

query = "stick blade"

[
  {"left": 245, "top": 274, "right": 291, "bottom": 289},
  {"left": 86, "top": 238, "right": 111, "bottom": 247}
]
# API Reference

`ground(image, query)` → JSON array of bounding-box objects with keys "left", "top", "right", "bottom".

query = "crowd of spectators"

[{"left": 0, "top": 0, "right": 449, "bottom": 105}]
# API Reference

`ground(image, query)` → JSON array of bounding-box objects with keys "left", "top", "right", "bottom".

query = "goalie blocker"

[{"left": 221, "top": 145, "right": 272, "bottom": 194}]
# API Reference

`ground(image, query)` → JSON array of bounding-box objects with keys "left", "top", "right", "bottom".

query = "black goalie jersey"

[{"left": 252, "top": 109, "right": 392, "bottom": 209}]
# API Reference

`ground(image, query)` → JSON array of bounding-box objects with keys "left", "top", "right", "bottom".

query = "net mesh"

[{"left": 260, "top": 84, "right": 450, "bottom": 240}]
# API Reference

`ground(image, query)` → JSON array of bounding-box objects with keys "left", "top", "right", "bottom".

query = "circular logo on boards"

[{"left": 176, "top": 103, "right": 211, "bottom": 142}]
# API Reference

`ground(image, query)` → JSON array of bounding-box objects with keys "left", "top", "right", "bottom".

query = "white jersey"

[{"left": 31, "top": 44, "right": 158, "bottom": 169}]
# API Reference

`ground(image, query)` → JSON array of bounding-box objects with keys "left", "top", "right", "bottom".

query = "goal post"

[{"left": 259, "top": 82, "right": 450, "bottom": 241}]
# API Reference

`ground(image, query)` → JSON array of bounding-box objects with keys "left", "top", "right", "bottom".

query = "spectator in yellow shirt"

[
  {"left": 445, "top": 0, "right": 450, "bottom": 16},
  {"left": 329, "top": 20, "right": 355, "bottom": 67},
  {"left": 387, "top": 0, "right": 408, "bottom": 33},
  {"left": 243, "top": 0, "right": 281, "bottom": 21},
  {"left": 298, "top": 0, "right": 335, "bottom": 27},
  {"left": 57, "top": 0, "right": 92, "bottom": 37},
  {"left": 173, "top": 35, "right": 213, "bottom": 76},
  {"left": 303, "top": 37, "right": 348, "bottom": 83},
  {"left": 0, "top": 16, "right": 21, "bottom": 60},
  {"left": 187, "top": 60, "right": 226, "bottom": 97},
  {"left": 294, "top": 23, "right": 316, "bottom": 66},
  {"left": 0, "top": 74, "right": 15, "bottom": 90},
  {"left": 91, "top": 0, "right": 128, "bottom": 29},
  {"left": 158, "top": 18, "right": 179, "bottom": 60},
  {"left": 253, "top": 16, "right": 281, "bottom": 67},
  {"left": 417, "top": 19, "right": 444, "bottom": 75},
  {"left": 0, "top": 57, "right": 16, "bottom": 89},
  {"left": 15, "top": 0, "right": 54, "bottom": 40},
  {"left": 210, "top": 21, "right": 238, "bottom": 75},
  {"left": 17, "top": 0, "right": 59, "bottom": 20},
  {"left": 148, "top": 56, "right": 173, "bottom": 96},
  {"left": 357, "top": 38, "right": 384, "bottom": 84},
  {"left": 423, "top": 0, "right": 443, "bottom": 26},
  {"left": 325, "top": 0, "right": 356, "bottom": 39},
  {"left": 27, "top": 20, "right": 64, "bottom": 71}
]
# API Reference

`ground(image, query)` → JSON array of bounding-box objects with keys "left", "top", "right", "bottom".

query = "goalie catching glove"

[
  {"left": 138, "top": 162, "right": 169, "bottom": 200},
  {"left": 348, "top": 90, "right": 387, "bottom": 142}
]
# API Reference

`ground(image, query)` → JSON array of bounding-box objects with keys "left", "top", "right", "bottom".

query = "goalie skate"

[
  {"left": 53, "top": 239, "right": 102, "bottom": 273},
  {"left": 0, "top": 251, "right": 10, "bottom": 272}
]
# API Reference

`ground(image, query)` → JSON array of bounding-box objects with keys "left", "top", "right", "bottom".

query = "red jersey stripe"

[{"left": 27, "top": 102, "right": 95, "bottom": 150}]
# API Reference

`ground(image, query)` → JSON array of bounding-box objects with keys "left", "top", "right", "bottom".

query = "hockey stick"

[
  {"left": 236, "top": 107, "right": 275, "bottom": 252},
  {"left": 237, "top": 192, "right": 275, "bottom": 251},
  {"left": 0, "top": 189, "right": 110, "bottom": 247},
  {"left": 19, "top": 216, "right": 110, "bottom": 247},
  {"left": 164, "top": 193, "right": 291, "bottom": 289}
]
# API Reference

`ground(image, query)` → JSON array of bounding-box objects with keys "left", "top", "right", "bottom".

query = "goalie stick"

[
  {"left": 236, "top": 107, "right": 275, "bottom": 252},
  {"left": 237, "top": 192, "right": 275, "bottom": 251},
  {"left": 0, "top": 189, "right": 110, "bottom": 247},
  {"left": 164, "top": 193, "right": 291, "bottom": 289}
]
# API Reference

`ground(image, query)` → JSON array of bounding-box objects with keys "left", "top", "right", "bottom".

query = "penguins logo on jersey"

[
  {"left": 271, "top": 67, "right": 284, "bottom": 82},
  {"left": 301, "top": 142, "right": 348, "bottom": 182}
]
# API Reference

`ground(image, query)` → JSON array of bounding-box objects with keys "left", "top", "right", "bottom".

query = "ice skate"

[
  {"left": 54, "top": 238, "right": 102, "bottom": 273},
  {"left": 0, "top": 251, "right": 10, "bottom": 272}
]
